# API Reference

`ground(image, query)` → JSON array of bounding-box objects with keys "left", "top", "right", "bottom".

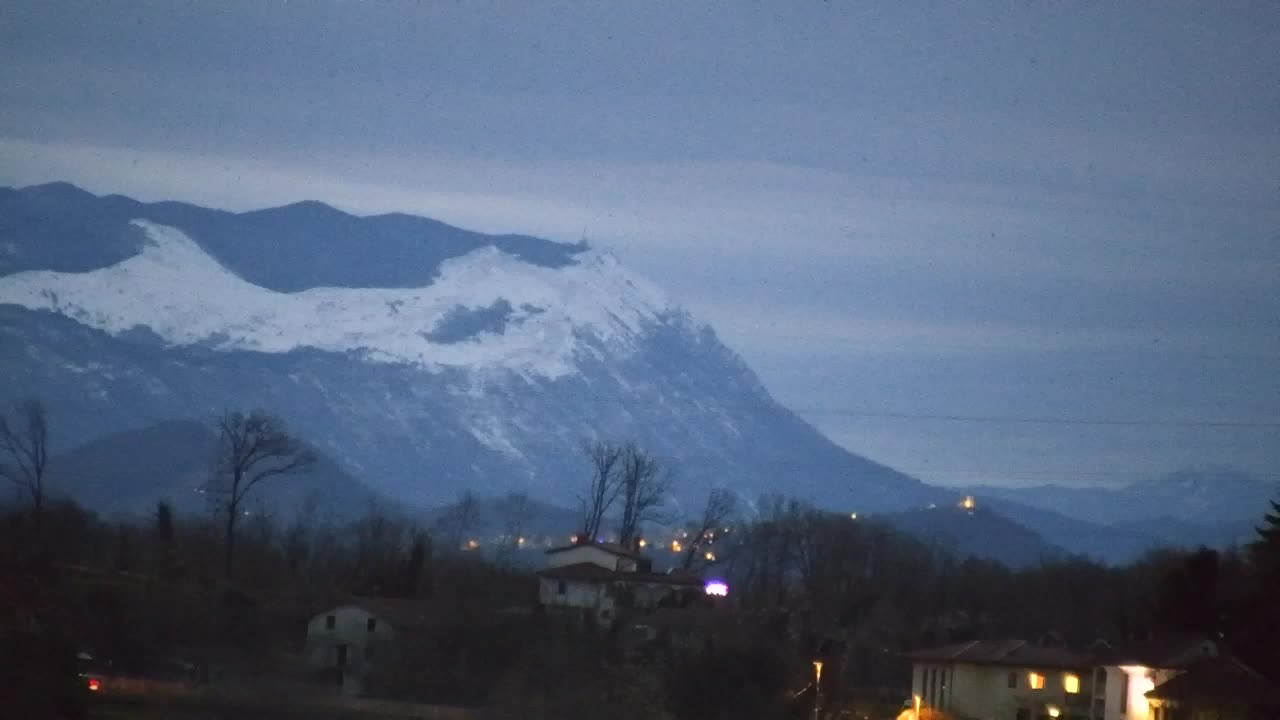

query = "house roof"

[
  {"left": 537, "top": 562, "right": 704, "bottom": 586},
  {"left": 1145, "top": 656, "right": 1276, "bottom": 706},
  {"left": 537, "top": 562, "right": 621, "bottom": 581},
  {"left": 545, "top": 541, "right": 643, "bottom": 560},
  {"left": 905, "top": 639, "right": 1091, "bottom": 670},
  {"left": 1095, "top": 633, "right": 1217, "bottom": 669},
  {"left": 321, "top": 597, "right": 435, "bottom": 630}
]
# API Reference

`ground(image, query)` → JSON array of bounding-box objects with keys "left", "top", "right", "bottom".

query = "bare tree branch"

[
  {"left": 681, "top": 488, "right": 737, "bottom": 570},
  {"left": 577, "top": 441, "right": 625, "bottom": 541},
  {"left": 617, "top": 443, "right": 672, "bottom": 549},
  {"left": 210, "top": 409, "right": 315, "bottom": 577},
  {"left": 0, "top": 399, "right": 51, "bottom": 536}
]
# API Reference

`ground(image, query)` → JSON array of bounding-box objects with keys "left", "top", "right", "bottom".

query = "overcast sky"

[{"left": 2, "top": 1, "right": 1277, "bottom": 488}]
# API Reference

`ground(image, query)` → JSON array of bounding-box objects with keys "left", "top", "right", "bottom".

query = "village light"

[
  {"left": 1046, "top": 706, "right": 1060, "bottom": 718},
  {"left": 850, "top": 512, "right": 858, "bottom": 520},
  {"left": 466, "top": 539, "right": 479, "bottom": 550},
  {"left": 638, "top": 538, "right": 647, "bottom": 548},
  {"left": 705, "top": 581, "right": 728, "bottom": 596}
]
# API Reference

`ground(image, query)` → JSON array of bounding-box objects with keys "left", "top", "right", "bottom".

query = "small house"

[{"left": 304, "top": 598, "right": 431, "bottom": 696}]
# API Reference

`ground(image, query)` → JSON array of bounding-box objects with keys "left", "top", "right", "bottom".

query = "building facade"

[{"left": 907, "top": 637, "right": 1226, "bottom": 720}]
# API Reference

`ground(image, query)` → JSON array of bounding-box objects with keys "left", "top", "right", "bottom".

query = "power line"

[{"left": 785, "top": 407, "right": 1280, "bottom": 429}]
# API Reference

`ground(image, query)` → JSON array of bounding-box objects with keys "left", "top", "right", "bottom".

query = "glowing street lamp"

[{"left": 812, "top": 661, "right": 824, "bottom": 720}]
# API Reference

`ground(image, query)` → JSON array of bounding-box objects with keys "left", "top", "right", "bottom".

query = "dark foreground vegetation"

[{"left": 2, "top": 402, "right": 1279, "bottom": 719}]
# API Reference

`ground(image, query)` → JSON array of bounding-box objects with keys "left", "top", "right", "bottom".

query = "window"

[
  {"left": 1028, "top": 672, "right": 1046, "bottom": 690},
  {"left": 325, "top": 615, "right": 335, "bottom": 630},
  {"left": 1008, "top": 671, "right": 1018, "bottom": 688},
  {"left": 1064, "top": 673, "right": 1080, "bottom": 694},
  {"left": 366, "top": 618, "right": 377, "bottom": 632},
  {"left": 557, "top": 579, "right": 567, "bottom": 595}
]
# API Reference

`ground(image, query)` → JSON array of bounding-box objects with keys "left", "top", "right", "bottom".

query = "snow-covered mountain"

[{"left": 0, "top": 182, "right": 946, "bottom": 512}]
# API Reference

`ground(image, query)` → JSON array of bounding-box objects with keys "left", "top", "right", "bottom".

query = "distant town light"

[
  {"left": 570, "top": 534, "right": 580, "bottom": 544},
  {"left": 465, "top": 539, "right": 479, "bottom": 550},
  {"left": 704, "top": 581, "right": 728, "bottom": 596},
  {"left": 704, "top": 551, "right": 716, "bottom": 562},
  {"left": 87, "top": 678, "right": 101, "bottom": 692},
  {"left": 959, "top": 495, "right": 977, "bottom": 510},
  {"left": 671, "top": 540, "right": 683, "bottom": 553},
  {"left": 638, "top": 538, "right": 648, "bottom": 548},
  {"left": 517, "top": 537, "right": 526, "bottom": 546},
  {"left": 850, "top": 512, "right": 858, "bottom": 520}
]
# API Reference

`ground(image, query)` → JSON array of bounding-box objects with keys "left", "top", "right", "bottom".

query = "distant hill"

[
  {"left": 877, "top": 504, "right": 1066, "bottom": 568},
  {"left": 42, "top": 419, "right": 383, "bottom": 521},
  {"left": 967, "top": 467, "right": 1278, "bottom": 527}
]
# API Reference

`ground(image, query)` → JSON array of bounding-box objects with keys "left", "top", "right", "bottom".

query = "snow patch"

[{"left": 0, "top": 220, "right": 674, "bottom": 378}]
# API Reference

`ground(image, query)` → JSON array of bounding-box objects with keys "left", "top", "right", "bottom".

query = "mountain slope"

[
  {"left": 878, "top": 505, "right": 1066, "bottom": 568},
  {"left": 0, "top": 183, "right": 946, "bottom": 512},
  {"left": 42, "top": 419, "right": 381, "bottom": 520}
]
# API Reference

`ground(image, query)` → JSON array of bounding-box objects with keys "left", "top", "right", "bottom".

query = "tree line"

[{"left": 2, "top": 399, "right": 1278, "bottom": 719}]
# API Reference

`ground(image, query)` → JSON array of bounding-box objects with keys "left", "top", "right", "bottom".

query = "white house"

[
  {"left": 906, "top": 636, "right": 1224, "bottom": 720},
  {"left": 537, "top": 541, "right": 705, "bottom": 625},
  {"left": 303, "top": 598, "right": 431, "bottom": 697}
]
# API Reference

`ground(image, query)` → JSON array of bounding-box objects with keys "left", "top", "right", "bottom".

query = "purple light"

[{"left": 704, "top": 581, "right": 728, "bottom": 597}]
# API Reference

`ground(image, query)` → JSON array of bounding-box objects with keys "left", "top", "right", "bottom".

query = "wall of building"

[
  {"left": 304, "top": 606, "right": 396, "bottom": 696},
  {"left": 538, "top": 577, "right": 615, "bottom": 621},
  {"left": 914, "top": 663, "right": 1095, "bottom": 720},
  {"left": 545, "top": 545, "right": 627, "bottom": 572}
]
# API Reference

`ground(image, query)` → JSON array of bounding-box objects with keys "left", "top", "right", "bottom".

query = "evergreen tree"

[{"left": 1247, "top": 499, "right": 1280, "bottom": 582}]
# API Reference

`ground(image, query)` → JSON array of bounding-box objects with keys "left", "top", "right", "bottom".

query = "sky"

[{"left": 1, "top": 1, "right": 1277, "bottom": 488}]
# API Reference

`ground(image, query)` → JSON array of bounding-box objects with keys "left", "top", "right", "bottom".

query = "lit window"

[
  {"left": 1064, "top": 673, "right": 1080, "bottom": 693},
  {"left": 1029, "top": 672, "right": 1045, "bottom": 690}
]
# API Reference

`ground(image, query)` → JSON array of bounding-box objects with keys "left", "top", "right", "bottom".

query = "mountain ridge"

[{"left": 0, "top": 183, "right": 945, "bottom": 514}]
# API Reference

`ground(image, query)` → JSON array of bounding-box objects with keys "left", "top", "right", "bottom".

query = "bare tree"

[
  {"left": 577, "top": 441, "right": 625, "bottom": 541},
  {"left": 617, "top": 444, "right": 671, "bottom": 549},
  {"left": 436, "top": 489, "right": 481, "bottom": 552},
  {"left": 0, "top": 399, "right": 51, "bottom": 537},
  {"left": 208, "top": 410, "right": 315, "bottom": 577},
  {"left": 496, "top": 492, "right": 531, "bottom": 566},
  {"left": 681, "top": 488, "right": 737, "bottom": 570}
]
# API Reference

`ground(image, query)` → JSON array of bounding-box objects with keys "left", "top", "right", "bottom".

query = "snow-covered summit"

[{"left": 0, "top": 219, "right": 672, "bottom": 378}]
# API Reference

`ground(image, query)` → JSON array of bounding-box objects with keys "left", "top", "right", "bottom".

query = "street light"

[{"left": 812, "top": 661, "right": 824, "bottom": 720}]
